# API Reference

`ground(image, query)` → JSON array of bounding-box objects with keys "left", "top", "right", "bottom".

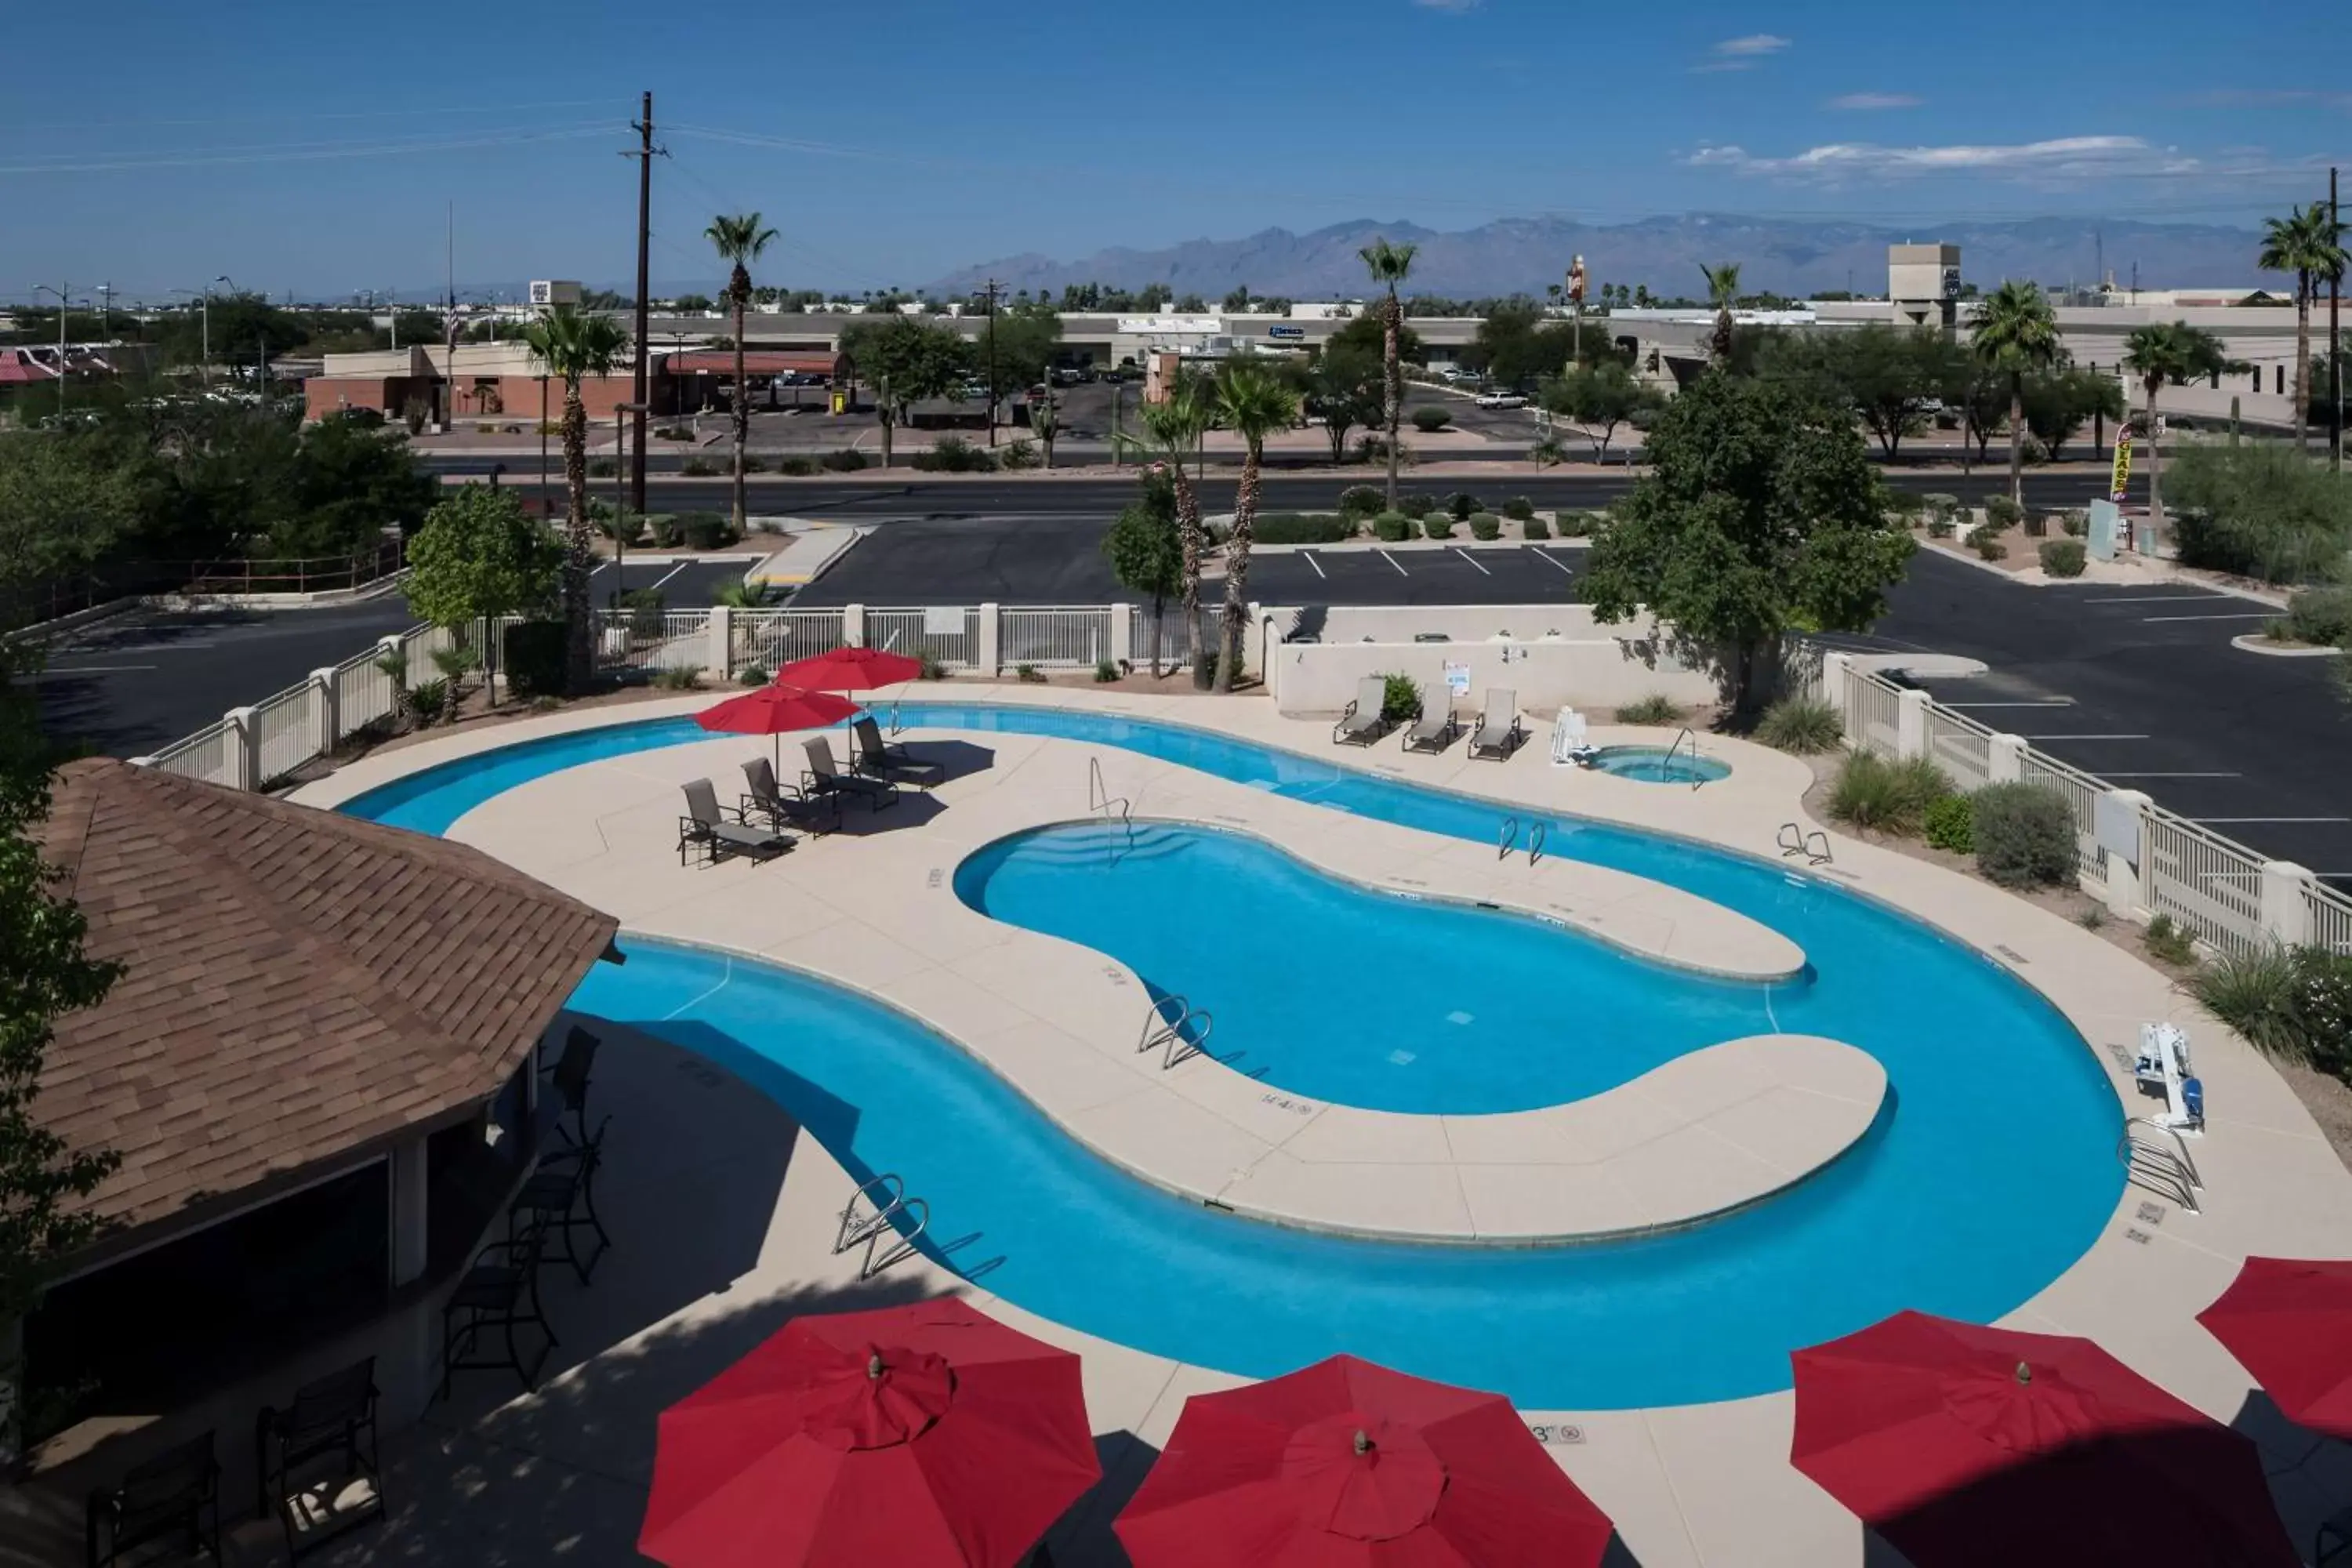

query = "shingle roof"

[{"left": 31, "top": 758, "right": 619, "bottom": 1258}]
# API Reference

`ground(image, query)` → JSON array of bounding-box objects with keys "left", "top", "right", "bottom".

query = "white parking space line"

[
  {"left": 1301, "top": 552, "right": 1327, "bottom": 579},
  {"left": 1527, "top": 549, "right": 1575, "bottom": 575},
  {"left": 648, "top": 562, "right": 690, "bottom": 591},
  {"left": 2141, "top": 613, "right": 2277, "bottom": 623},
  {"left": 587, "top": 561, "right": 611, "bottom": 576},
  {"left": 1376, "top": 550, "right": 1408, "bottom": 576},
  {"left": 1454, "top": 548, "right": 1492, "bottom": 575}
]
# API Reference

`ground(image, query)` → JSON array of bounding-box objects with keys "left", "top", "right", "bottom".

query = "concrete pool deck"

[{"left": 290, "top": 686, "right": 2352, "bottom": 1567}]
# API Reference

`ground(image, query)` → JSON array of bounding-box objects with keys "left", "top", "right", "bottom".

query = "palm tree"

[
  {"left": 1207, "top": 360, "right": 1301, "bottom": 691},
  {"left": 1113, "top": 380, "right": 1214, "bottom": 680},
  {"left": 705, "top": 212, "right": 778, "bottom": 535},
  {"left": 1970, "top": 280, "right": 2063, "bottom": 508},
  {"left": 2122, "top": 321, "right": 2232, "bottom": 524},
  {"left": 522, "top": 305, "right": 631, "bottom": 690},
  {"left": 1700, "top": 263, "right": 1742, "bottom": 363},
  {"left": 2257, "top": 202, "right": 2349, "bottom": 451},
  {"left": 1359, "top": 237, "right": 1418, "bottom": 510}
]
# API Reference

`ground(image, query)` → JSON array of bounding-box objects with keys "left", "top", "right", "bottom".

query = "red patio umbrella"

[
  {"left": 2199, "top": 1256, "right": 2352, "bottom": 1437},
  {"left": 776, "top": 644, "right": 925, "bottom": 693},
  {"left": 1114, "top": 1353, "right": 1614, "bottom": 1568},
  {"left": 1791, "top": 1308, "right": 2296, "bottom": 1567},
  {"left": 639, "top": 1296, "right": 1099, "bottom": 1568},
  {"left": 695, "top": 681, "right": 859, "bottom": 771}
]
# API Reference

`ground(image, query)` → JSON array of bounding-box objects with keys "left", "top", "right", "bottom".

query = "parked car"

[{"left": 1475, "top": 390, "right": 1529, "bottom": 409}]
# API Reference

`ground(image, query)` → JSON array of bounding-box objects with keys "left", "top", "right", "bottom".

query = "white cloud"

[
  {"left": 1693, "top": 32, "right": 1790, "bottom": 72},
  {"left": 1827, "top": 93, "right": 1922, "bottom": 111},
  {"left": 1686, "top": 135, "right": 2205, "bottom": 181}
]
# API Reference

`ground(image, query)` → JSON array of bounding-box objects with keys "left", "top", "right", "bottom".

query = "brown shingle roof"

[{"left": 31, "top": 758, "right": 619, "bottom": 1258}]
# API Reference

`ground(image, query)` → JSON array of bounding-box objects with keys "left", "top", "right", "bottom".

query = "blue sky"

[{"left": 3, "top": 0, "right": 2344, "bottom": 303}]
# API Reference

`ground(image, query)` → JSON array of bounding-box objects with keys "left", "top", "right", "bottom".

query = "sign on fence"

[{"left": 923, "top": 606, "right": 964, "bottom": 635}]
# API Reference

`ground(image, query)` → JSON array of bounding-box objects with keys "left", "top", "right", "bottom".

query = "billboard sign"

[
  {"left": 1267, "top": 324, "right": 1305, "bottom": 340},
  {"left": 2109, "top": 430, "right": 2134, "bottom": 503}
]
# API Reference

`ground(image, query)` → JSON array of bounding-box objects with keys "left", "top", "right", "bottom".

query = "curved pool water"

[
  {"left": 340, "top": 704, "right": 2124, "bottom": 1408},
  {"left": 1589, "top": 745, "right": 1731, "bottom": 785},
  {"left": 955, "top": 820, "right": 1780, "bottom": 1114}
]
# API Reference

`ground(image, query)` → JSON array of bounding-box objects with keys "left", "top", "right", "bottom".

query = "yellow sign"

[{"left": 2109, "top": 430, "right": 2133, "bottom": 502}]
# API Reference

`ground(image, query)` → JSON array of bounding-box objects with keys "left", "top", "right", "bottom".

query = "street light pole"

[
  {"left": 613, "top": 401, "right": 648, "bottom": 611},
  {"left": 2332, "top": 163, "right": 2343, "bottom": 474},
  {"left": 34, "top": 283, "right": 73, "bottom": 414}
]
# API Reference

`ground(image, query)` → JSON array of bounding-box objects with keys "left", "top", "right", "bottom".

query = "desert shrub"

[
  {"left": 1395, "top": 492, "right": 1436, "bottom": 517},
  {"left": 679, "top": 456, "right": 719, "bottom": 477},
  {"left": 588, "top": 456, "right": 617, "bottom": 478},
  {"left": 2169, "top": 441, "right": 2352, "bottom": 584},
  {"left": 502, "top": 619, "right": 568, "bottom": 698},
  {"left": 1425, "top": 515, "right": 1456, "bottom": 540},
  {"left": 2281, "top": 585, "right": 2352, "bottom": 647},
  {"left": 2144, "top": 913, "right": 2198, "bottom": 967},
  {"left": 405, "top": 678, "right": 450, "bottom": 725},
  {"left": 1984, "top": 495, "right": 2024, "bottom": 529},
  {"left": 1828, "top": 750, "right": 1949, "bottom": 834},
  {"left": 1444, "top": 491, "right": 1483, "bottom": 520},
  {"left": 1338, "top": 485, "right": 1385, "bottom": 517},
  {"left": 999, "top": 437, "right": 1042, "bottom": 470},
  {"left": 819, "top": 448, "right": 869, "bottom": 472},
  {"left": 1921, "top": 492, "right": 1961, "bottom": 525},
  {"left": 919, "top": 654, "right": 949, "bottom": 681},
  {"left": 2060, "top": 510, "right": 2089, "bottom": 537},
  {"left": 1502, "top": 495, "right": 1535, "bottom": 521},
  {"left": 1554, "top": 511, "right": 1595, "bottom": 539},
  {"left": 1753, "top": 696, "right": 1842, "bottom": 754},
  {"left": 1927, "top": 516, "right": 1958, "bottom": 539},
  {"left": 2291, "top": 947, "right": 2352, "bottom": 1076},
  {"left": 1371, "top": 512, "right": 1415, "bottom": 542},
  {"left": 1411, "top": 406, "right": 1454, "bottom": 433},
  {"left": 1924, "top": 794, "right": 1976, "bottom": 854},
  {"left": 1617, "top": 694, "right": 1684, "bottom": 725},
  {"left": 778, "top": 456, "right": 818, "bottom": 476},
  {"left": 1254, "top": 513, "right": 1354, "bottom": 545},
  {"left": 737, "top": 664, "right": 768, "bottom": 687},
  {"left": 1378, "top": 672, "right": 1421, "bottom": 722},
  {"left": 1469, "top": 513, "right": 1501, "bottom": 540},
  {"left": 680, "top": 512, "right": 738, "bottom": 550},
  {"left": 2078, "top": 905, "right": 2107, "bottom": 931},
  {"left": 1967, "top": 524, "right": 2007, "bottom": 561},
  {"left": 1094, "top": 659, "right": 1119, "bottom": 683},
  {"left": 1015, "top": 662, "right": 1046, "bottom": 684},
  {"left": 742, "top": 455, "right": 767, "bottom": 474},
  {"left": 1884, "top": 491, "right": 1927, "bottom": 521},
  {"left": 2190, "top": 942, "right": 2303, "bottom": 1057},
  {"left": 914, "top": 436, "right": 996, "bottom": 473},
  {"left": 654, "top": 665, "right": 703, "bottom": 690},
  {"left": 1971, "top": 782, "right": 2074, "bottom": 887},
  {"left": 645, "top": 514, "right": 684, "bottom": 549},
  {"left": 1523, "top": 516, "right": 1551, "bottom": 540},
  {"left": 2038, "top": 538, "right": 2087, "bottom": 577}
]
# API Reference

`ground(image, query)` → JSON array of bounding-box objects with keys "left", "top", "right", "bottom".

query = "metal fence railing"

[
  {"left": 1845, "top": 670, "right": 1902, "bottom": 757},
  {"left": 1001, "top": 607, "right": 1114, "bottom": 670},
  {"left": 731, "top": 608, "right": 848, "bottom": 677},
  {"left": 1127, "top": 605, "right": 1220, "bottom": 672},
  {"left": 865, "top": 608, "right": 978, "bottom": 670},
  {"left": 334, "top": 647, "right": 397, "bottom": 735},
  {"left": 252, "top": 683, "right": 321, "bottom": 787},
  {"left": 2016, "top": 749, "right": 2109, "bottom": 882},
  {"left": 146, "top": 720, "right": 238, "bottom": 788},
  {"left": 595, "top": 608, "right": 710, "bottom": 675},
  {"left": 2143, "top": 811, "right": 2267, "bottom": 956},
  {"left": 1925, "top": 707, "right": 1994, "bottom": 792},
  {"left": 2311, "top": 882, "right": 2352, "bottom": 957}
]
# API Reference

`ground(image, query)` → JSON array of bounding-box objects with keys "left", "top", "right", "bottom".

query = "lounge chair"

[
  {"left": 1468, "top": 688, "right": 1526, "bottom": 761},
  {"left": 851, "top": 716, "right": 946, "bottom": 789},
  {"left": 802, "top": 735, "right": 898, "bottom": 811},
  {"left": 677, "top": 778, "right": 793, "bottom": 866},
  {"left": 1401, "top": 694, "right": 1460, "bottom": 753},
  {"left": 742, "top": 755, "right": 841, "bottom": 834},
  {"left": 1331, "top": 676, "right": 1392, "bottom": 746}
]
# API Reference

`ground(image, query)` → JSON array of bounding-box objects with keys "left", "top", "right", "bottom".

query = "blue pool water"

[
  {"left": 1589, "top": 745, "right": 1731, "bottom": 784},
  {"left": 956, "top": 821, "right": 1780, "bottom": 1114},
  {"left": 340, "top": 704, "right": 2125, "bottom": 1408}
]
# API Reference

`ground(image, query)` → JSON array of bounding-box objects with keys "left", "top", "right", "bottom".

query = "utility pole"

[
  {"left": 96, "top": 281, "right": 113, "bottom": 339},
  {"left": 984, "top": 278, "right": 1000, "bottom": 446},
  {"left": 627, "top": 92, "right": 662, "bottom": 514},
  {"left": 445, "top": 200, "right": 458, "bottom": 429},
  {"left": 2332, "top": 165, "right": 2343, "bottom": 473}
]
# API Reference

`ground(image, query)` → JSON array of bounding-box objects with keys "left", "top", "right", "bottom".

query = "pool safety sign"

[
  {"left": 2109, "top": 430, "right": 2133, "bottom": 503},
  {"left": 1444, "top": 662, "right": 1471, "bottom": 698}
]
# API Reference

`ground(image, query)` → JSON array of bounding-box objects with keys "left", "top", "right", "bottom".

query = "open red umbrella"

[
  {"left": 1792, "top": 1309, "right": 2295, "bottom": 1567},
  {"left": 1114, "top": 1354, "right": 1614, "bottom": 1567},
  {"left": 2199, "top": 1256, "right": 2352, "bottom": 1436},
  {"left": 776, "top": 645, "right": 925, "bottom": 692},
  {"left": 695, "top": 681, "right": 859, "bottom": 771},
  {"left": 640, "top": 1297, "right": 1099, "bottom": 1568}
]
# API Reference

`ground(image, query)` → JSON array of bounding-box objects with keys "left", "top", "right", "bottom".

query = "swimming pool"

[
  {"left": 1588, "top": 745, "right": 1731, "bottom": 785},
  {"left": 340, "top": 703, "right": 2125, "bottom": 1407},
  {"left": 955, "top": 820, "right": 1781, "bottom": 1114}
]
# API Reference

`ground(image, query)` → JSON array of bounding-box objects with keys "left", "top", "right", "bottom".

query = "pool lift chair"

[{"left": 1551, "top": 708, "right": 1600, "bottom": 768}]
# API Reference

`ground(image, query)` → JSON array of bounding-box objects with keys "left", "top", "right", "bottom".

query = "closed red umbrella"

[
  {"left": 1114, "top": 1354, "right": 1614, "bottom": 1568},
  {"left": 1792, "top": 1309, "right": 2295, "bottom": 1567},
  {"left": 640, "top": 1297, "right": 1099, "bottom": 1568},
  {"left": 2199, "top": 1256, "right": 2352, "bottom": 1437},
  {"left": 776, "top": 645, "right": 925, "bottom": 692},
  {"left": 695, "top": 681, "right": 859, "bottom": 771}
]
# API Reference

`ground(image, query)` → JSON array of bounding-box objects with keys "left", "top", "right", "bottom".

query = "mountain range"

[{"left": 927, "top": 215, "right": 2281, "bottom": 303}]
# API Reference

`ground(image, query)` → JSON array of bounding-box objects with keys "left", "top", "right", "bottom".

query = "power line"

[
  {"left": 0, "top": 123, "right": 615, "bottom": 176},
  {"left": 2, "top": 99, "right": 615, "bottom": 135}
]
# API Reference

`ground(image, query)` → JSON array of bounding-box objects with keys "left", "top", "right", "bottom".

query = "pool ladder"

[
  {"left": 1087, "top": 756, "right": 1138, "bottom": 853},
  {"left": 1497, "top": 816, "right": 1548, "bottom": 864},
  {"left": 1663, "top": 728, "right": 1709, "bottom": 790},
  {"left": 834, "top": 1173, "right": 931, "bottom": 1280},
  {"left": 2119, "top": 1119, "right": 2203, "bottom": 1214},
  {"left": 1778, "top": 822, "right": 1833, "bottom": 866},
  {"left": 1139, "top": 994, "right": 1213, "bottom": 1070}
]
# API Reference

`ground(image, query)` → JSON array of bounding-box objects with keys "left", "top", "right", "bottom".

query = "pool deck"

[{"left": 291, "top": 686, "right": 2352, "bottom": 1568}]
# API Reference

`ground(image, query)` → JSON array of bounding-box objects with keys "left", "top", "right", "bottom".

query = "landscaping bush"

[
  {"left": 778, "top": 456, "right": 819, "bottom": 476},
  {"left": 2281, "top": 585, "right": 2352, "bottom": 648},
  {"left": 1444, "top": 491, "right": 1483, "bottom": 521},
  {"left": 2169, "top": 441, "right": 2352, "bottom": 584},
  {"left": 1468, "top": 513, "right": 1501, "bottom": 541},
  {"left": 1617, "top": 694, "right": 1684, "bottom": 726},
  {"left": 1970, "top": 782, "right": 2075, "bottom": 887},
  {"left": 1922, "top": 492, "right": 1961, "bottom": 526},
  {"left": 1502, "top": 495, "right": 1536, "bottom": 521},
  {"left": 502, "top": 619, "right": 568, "bottom": 698},
  {"left": 1923, "top": 794, "right": 1976, "bottom": 855},
  {"left": 1410, "top": 406, "right": 1454, "bottom": 433},
  {"left": 1984, "top": 495, "right": 2024, "bottom": 529},
  {"left": 1967, "top": 524, "right": 2007, "bottom": 561},
  {"left": 588, "top": 456, "right": 617, "bottom": 478},
  {"left": 2144, "top": 913, "right": 2198, "bottom": 967},
  {"left": 1752, "top": 695, "right": 1842, "bottom": 754},
  {"left": 2060, "top": 510, "right": 2089, "bottom": 537},
  {"left": 1094, "top": 659, "right": 1119, "bottom": 683},
  {"left": 738, "top": 664, "right": 768, "bottom": 687},
  {"left": 679, "top": 456, "right": 720, "bottom": 477},
  {"left": 2292, "top": 947, "right": 2352, "bottom": 1076},
  {"left": 919, "top": 654, "right": 949, "bottom": 680},
  {"left": 1338, "top": 485, "right": 1385, "bottom": 517},
  {"left": 1395, "top": 492, "right": 1436, "bottom": 517},
  {"left": 1371, "top": 511, "right": 1415, "bottom": 542},
  {"left": 1000, "top": 437, "right": 1042, "bottom": 470},
  {"left": 1522, "top": 516, "right": 1551, "bottom": 540},
  {"left": 645, "top": 514, "right": 684, "bottom": 549},
  {"left": 819, "top": 448, "right": 869, "bottom": 472},
  {"left": 1885, "top": 491, "right": 1927, "bottom": 522},
  {"left": 1015, "top": 662, "right": 1046, "bottom": 684},
  {"left": 405, "top": 678, "right": 449, "bottom": 726},
  {"left": 913, "top": 436, "right": 997, "bottom": 473},
  {"left": 2038, "top": 538, "right": 2087, "bottom": 577},
  {"left": 680, "top": 511, "right": 738, "bottom": 550},
  {"left": 1254, "top": 513, "right": 1355, "bottom": 545},
  {"left": 2190, "top": 942, "right": 2304, "bottom": 1057},
  {"left": 654, "top": 665, "right": 702, "bottom": 690},
  {"left": 1378, "top": 672, "right": 1421, "bottom": 723},
  {"left": 1424, "top": 515, "right": 1456, "bottom": 540},
  {"left": 1553, "top": 511, "right": 1594, "bottom": 539},
  {"left": 742, "top": 455, "right": 767, "bottom": 474},
  {"left": 1827, "top": 750, "right": 1950, "bottom": 835}
]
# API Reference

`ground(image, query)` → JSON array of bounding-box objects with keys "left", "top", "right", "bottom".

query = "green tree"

[
  {"left": 276, "top": 411, "right": 437, "bottom": 557},
  {"left": 1326, "top": 310, "right": 1425, "bottom": 368},
  {"left": 1099, "top": 470, "right": 1185, "bottom": 675},
  {"left": 1114, "top": 383, "right": 1215, "bottom": 681},
  {"left": 1700, "top": 263, "right": 1742, "bottom": 363},
  {"left": 1541, "top": 358, "right": 1661, "bottom": 463},
  {"left": 1208, "top": 361, "right": 1301, "bottom": 691},
  {"left": 0, "top": 434, "right": 139, "bottom": 617},
  {"left": 985, "top": 300, "right": 1064, "bottom": 428},
  {"left": 1294, "top": 343, "right": 1387, "bottom": 463},
  {"left": 1579, "top": 372, "right": 1915, "bottom": 710},
  {"left": 2122, "top": 321, "right": 2236, "bottom": 523},
  {"left": 2020, "top": 365, "right": 2125, "bottom": 463},
  {"left": 1761, "top": 325, "right": 1967, "bottom": 461},
  {"left": 1971, "top": 280, "right": 2063, "bottom": 506},
  {"left": 839, "top": 317, "right": 971, "bottom": 468},
  {"left": 1359, "top": 238, "right": 1419, "bottom": 510},
  {"left": 705, "top": 212, "right": 779, "bottom": 537},
  {"left": 670, "top": 293, "right": 715, "bottom": 312},
  {"left": 2258, "top": 201, "right": 2349, "bottom": 452},
  {"left": 522, "top": 305, "right": 631, "bottom": 690},
  {"left": 402, "top": 485, "right": 564, "bottom": 702}
]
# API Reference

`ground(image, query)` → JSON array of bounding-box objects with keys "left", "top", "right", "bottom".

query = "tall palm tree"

[
  {"left": 1208, "top": 360, "right": 1301, "bottom": 692},
  {"left": 1700, "top": 263, "right": 1742, "bottom": 363},
  {"left": 2257, "top": 202, "right": 2349, "bottom": 451},
  {"left": 1113, "top": 381, "right": 1214, "bottom": 679},
  {"left": 522, "top": 305, "right": 631, "bottom": 690},
  {"left": 1970, "top": 279, "right": 2063, "bottom": 508},
  {"left": 705, "top": 212, "right": 778, "bottom": 535},
  {"left": 2122, "top": 321, "right": 2232, "bottom": 524},
  {"left": 1358, "top": 238, "right": 1417, "bottom": 510}
]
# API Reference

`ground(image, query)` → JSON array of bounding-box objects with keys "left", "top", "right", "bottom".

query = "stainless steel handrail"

[
  {"left": 1528, "top": 820, "right": 1548, "bottom": 865},
  {"left": 1778, "top": 822, "right": 1832, "bottom": 866},
  {"left": 834, "top": 1172, "right": 906, "bottom": 1254},
  {"left": 1497, "top": 815, "right": 1519, "bottom": 861},
  {"left": 2118, "top": 1121, "right": 2203, "bottom": 1214},
  {"left": 1138, "top": 995, "right": 1212, "bottom": 1070}
]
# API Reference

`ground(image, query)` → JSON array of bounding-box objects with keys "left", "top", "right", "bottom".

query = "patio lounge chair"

[
  {"left": 677, "top": 778, "right": 793, "bottom": 867},
  {"left": 1468, "top": 688, "right": 1526, "bottom": 761},
  {"left": 256, "top": 1356, "right": 384, "bottom": 1560},
  {"left": 1331, "top": 676, "right": 1392, "bottom": 746},
  {"left": 1401, "top": 694, "right": 1460, "bottom": 753},
  {"left": 87, "top": 1430, "right": 220, "bottom": 1568},
  {"left": 802, "top": 735, "right": 898, "bottom": 812},
  {"left": 741, "top": 756, "right": 841, "bottom": 835},
  {"left": 851, "top": 715, "right": 946, "bottom": 789},
  {"left": 438, "top": 1227, "right": 555, "bottom": 1401}
]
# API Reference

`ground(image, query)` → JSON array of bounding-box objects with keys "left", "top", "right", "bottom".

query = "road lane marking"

[
  {"left": 649, "top": 561, "right": 690, "bottom": 591},
  {"left": 1454, "top": 548, "right": 1492, "bottom": 575},
  {"left": 27, "top": 664, "right": 158, "bottom": 675},
  {"left": 1376, "top": 550, "right": 1408, "bottom": 576},
  {"left": 2140, "top": 612, "right": 2278, "bottom": 622},
  {"left": 1527, "top": 549, "right": 1575, "bottom": 575},
  {"left": 1302, "top": 552, "right": 1327, "bottom": 579},
  {"left": 2081, "top": 594, "right": 2245, "bottom": 604}
]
